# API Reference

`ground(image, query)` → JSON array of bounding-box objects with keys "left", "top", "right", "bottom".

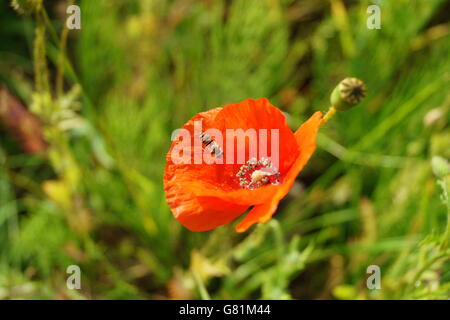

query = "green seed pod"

[{"left": 330, "top": 77, "right": 367, "bottom": 111}]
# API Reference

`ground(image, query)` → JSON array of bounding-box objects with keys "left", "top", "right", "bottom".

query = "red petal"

[
  {"left": 165, "top": 181, "right": 249, "bottom": 231},
  {"left": 235, "top": 111, "right": 323, "bottom": 232},
  {"left": 214, "top": 98, "right": 299, "bottom": 182}
]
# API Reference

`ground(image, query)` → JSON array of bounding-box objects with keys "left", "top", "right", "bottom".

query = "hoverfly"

[{"left": 199, "top": 132, "right": 223, "bottom": 158}]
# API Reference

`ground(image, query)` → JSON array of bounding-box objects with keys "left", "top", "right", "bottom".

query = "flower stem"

[
  {"left": 192, "top": 269, "right": 211, "bottom": 300},
  {"left": 322, "top": 106, "right": 337, "bottom": 125}
]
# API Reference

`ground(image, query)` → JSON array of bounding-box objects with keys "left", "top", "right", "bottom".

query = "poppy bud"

[{"left": 330, "top": 77, "right": 367, "bottom": 111}]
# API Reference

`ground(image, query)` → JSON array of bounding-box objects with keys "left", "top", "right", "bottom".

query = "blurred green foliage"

[{"left": 0, "top": 0, "right": 449, "bottom": 299}]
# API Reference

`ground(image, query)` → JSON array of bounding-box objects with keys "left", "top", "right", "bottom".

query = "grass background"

[{"left": 0, "top": 0, "right": 449, "bottom": 299}]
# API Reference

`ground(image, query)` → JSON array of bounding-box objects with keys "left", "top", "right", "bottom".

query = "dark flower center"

[{"left": 340, "top": 77, "right": 366, "bottom": 104}]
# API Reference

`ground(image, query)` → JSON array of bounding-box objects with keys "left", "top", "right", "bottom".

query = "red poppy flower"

[{"left": 164, "top": 98, "right": 323, "bottom": 232}]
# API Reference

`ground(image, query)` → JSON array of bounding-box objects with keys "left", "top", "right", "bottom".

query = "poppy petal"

[
  {"left": 235, "top": 198, "right": 279, "bottom": 232},
  {"left": 234, "top": 111, "right": 323, "bottom": 232},
  {"left": 165, "top": 179, "right": 249, "bottom": 231},
  {"left": 214, "top": 98, "right": 299, "bottom": 179},
  {"left": 164, "top": 107, "right": 223, "bottom": 187}
]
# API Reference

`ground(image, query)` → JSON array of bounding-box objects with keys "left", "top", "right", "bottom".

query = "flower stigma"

[{"left": 236, "top": 157, "right": 280, "bottom": 189}]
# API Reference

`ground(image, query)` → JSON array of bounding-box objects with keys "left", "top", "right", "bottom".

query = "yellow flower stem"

[{"left": 321, "top": 106, "right": 337, "bottom": 125}]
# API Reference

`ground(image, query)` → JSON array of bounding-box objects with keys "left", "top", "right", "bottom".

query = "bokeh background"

[{"left": 0, "top": 0, "right": 449, "bottom": 299}]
